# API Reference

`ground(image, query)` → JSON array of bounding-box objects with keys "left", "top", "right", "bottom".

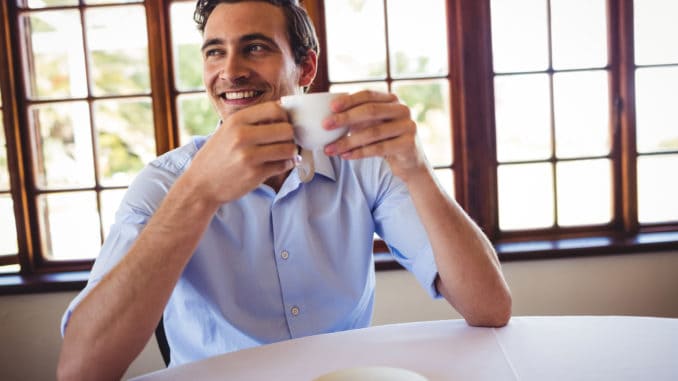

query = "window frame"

[{"left": 0, "top": 0, "right": 676, "bottom": 292}]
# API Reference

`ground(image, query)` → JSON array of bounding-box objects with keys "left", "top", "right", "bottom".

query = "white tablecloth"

[{"left": 131, "top": 316, "right": 678, "bottom": 380}]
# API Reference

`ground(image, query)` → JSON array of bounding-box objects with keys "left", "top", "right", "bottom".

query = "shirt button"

[
  {"left": 281, "top": 250, "right": 289, "bottom": 260},
  {"left": 290, "top": 306, "right": 300, "bottom": 316}
]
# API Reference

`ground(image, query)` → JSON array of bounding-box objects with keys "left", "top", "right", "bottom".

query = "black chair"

[{"left": 155, "top": 318, "right": 171, "bottom": 367}]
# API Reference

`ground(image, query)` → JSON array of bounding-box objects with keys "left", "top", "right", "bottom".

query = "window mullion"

[
  {"left": 0, "top": 1, "right": 38, "bottom": 273},
  {"left": 612, "top": 0, "right": 639, "bottom": 234},
  {"left": 448, "top": 0, "right": 498, "bottom": 238},
  {"left": 145, "top": 0, "right": 177, "bottom": 155},
  {"left": 303, "top": 0, "right": 329, "bottom": 92}
]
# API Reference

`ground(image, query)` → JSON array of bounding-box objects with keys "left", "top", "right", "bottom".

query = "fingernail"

[
  {"left": 323, "top": 117, "right": 335, "bottom": 129},
  {"left": 331, "top": 101, "right": 344, "bottom": 112},
  {"left": 324, "top": 145, "right": 336, "bottom": 155}
]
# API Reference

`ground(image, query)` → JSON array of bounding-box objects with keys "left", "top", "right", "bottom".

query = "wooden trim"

[
  {"left": 0, "top": 1, "right": 36, "bottom": 273},
  {"left": 449, "top": 0, "right": 499, "bottom": 237},
  {"left": 302, "top": 0, "right": 329, "bottom": 92},
  {"left": 146, "top": 0, "right": 177, "bottom": 155},
  {"left": 615, "top": 0, "right": 638, "bottom": 233}
]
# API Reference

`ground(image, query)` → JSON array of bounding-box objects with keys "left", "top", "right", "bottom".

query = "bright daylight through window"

[{"left": 0, "top": 0, "right": 676, "bottom": 283}]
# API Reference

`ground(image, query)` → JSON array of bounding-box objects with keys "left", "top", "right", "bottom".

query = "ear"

[{"left": 298, "top": 50, "right": 318, "bottom": 88}]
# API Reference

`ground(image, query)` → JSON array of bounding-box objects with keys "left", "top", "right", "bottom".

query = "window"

[
  {"left": 16, "top": 0, "right": 155, "bottom": 267},
  {"left": 321, "top": 0, "right": 454, "bottom": 198},
  {"left": 170, "top": 1, "right": 219, "bottom": 144},
  {"left": 486, "top": 0, "right": 678, "bottom": 250},
  {"left": 0, "top": 0, "right": 676, "bottom": 288}
]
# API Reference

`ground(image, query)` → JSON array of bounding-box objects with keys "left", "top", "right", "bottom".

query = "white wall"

[{"left": 1, "top": 250, "right": 677, "bottom": 380}]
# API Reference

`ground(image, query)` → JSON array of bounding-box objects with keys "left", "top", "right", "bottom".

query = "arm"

[
  {"left": 324, "top": 91, "right": 511, "bottom": 327},
  {"left": 57, "top": 102, "right": 297, "bottom": 381}
]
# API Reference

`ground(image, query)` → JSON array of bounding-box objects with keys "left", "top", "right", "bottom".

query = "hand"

[
  {"left": 186, "top": 101, "right": 297, "bottom": 205},
  {"left": 322, "top": 90, "right": 428, "bottom": 181}
]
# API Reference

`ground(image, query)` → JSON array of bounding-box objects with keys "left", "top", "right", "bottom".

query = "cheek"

[{"left": 203, "top": 61, "right": 219, "bottom": 90}]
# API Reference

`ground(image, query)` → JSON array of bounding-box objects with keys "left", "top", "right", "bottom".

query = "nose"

[{"left": 219, "top": 54, "right": 250, "bottom": 84}]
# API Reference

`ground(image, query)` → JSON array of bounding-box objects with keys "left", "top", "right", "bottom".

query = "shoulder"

[
  {"left": 149, "top": 135, "right": 208, "bottom": 175},
  {"left": 121, "top": 136, "right": 209, "bottom": 216}
]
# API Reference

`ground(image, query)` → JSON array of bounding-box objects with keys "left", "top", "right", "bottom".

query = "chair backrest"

[{"left": 155, "top": 318, "right": 171, "bottom": 367}]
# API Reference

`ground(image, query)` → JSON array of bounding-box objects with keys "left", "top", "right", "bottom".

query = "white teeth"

[{"left": 223, "top": 91, "right": 257, "bottom": 100}]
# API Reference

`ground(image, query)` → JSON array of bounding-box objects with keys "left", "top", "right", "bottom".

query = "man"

[{"left": 58, "top": 1, "right": 511, "bottom": 380}]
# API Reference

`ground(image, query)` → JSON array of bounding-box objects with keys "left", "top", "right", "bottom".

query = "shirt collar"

[{"left": 309, "top": 149, "right": 337, "bottom": 181}]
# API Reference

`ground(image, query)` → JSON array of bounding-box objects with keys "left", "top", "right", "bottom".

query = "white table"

[{"left": 131, "top": 316, "right": 678, "bottom": 380}]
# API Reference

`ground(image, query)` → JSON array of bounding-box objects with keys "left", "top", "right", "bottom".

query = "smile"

[{"left": 220, "top": 90, "right": 263, "bottom": 100}]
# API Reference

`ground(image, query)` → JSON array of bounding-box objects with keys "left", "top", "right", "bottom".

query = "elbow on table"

[{"left": 466, "top": 293, "right": 512, "bottom": 328}]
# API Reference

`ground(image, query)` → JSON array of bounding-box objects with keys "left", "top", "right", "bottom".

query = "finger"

[
  {"left": 247, "top": 141, "right": 298, "bottom": 165},
  {"left": 323, "top": 102, "right": 410, "bottom": 131},
  {"left": 330, "top": 90, "right": 398, "bottom": 113},
  {"left": 327, "top": 119, "right": 415, "bottom": 155},
  {"left": 233, "top": 121, "right": 295, "bottom": 146},
  {"left": 339, "top": 133, "right": 414, "bottom": 160},
  {"left": 258, "top": 158, "right": 296, "bottom": 178},
  {"left": 230, "top": 101, "right": 290, "bottom": 126}
]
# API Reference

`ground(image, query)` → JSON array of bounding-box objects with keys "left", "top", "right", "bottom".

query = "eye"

[
  {"left": 246, "top": 44, "right": 268, "bottom": 54},
  {"left": 205, "top": 49, "right": 224, "bottom": 58}
]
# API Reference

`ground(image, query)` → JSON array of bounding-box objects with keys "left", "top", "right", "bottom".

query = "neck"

[{"left": 264, "top": 171, "right": 291, "bottom": 193}]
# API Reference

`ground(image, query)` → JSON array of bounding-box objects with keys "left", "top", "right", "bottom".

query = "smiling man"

[{"left": 57, "top": 1, "right": 511, "bottom": 380}]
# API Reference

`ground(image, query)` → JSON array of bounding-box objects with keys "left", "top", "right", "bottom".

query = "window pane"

[
  {"left": 638, "top": 154, "right": 678, "bottom": 224},
  {"left": 556, "top": 159, "right": 612, "bottom": 226},
  {"left": 22, "top": 10, "right": 87, "bottom": 99},
  {"left": 635, "top": 67, "right": 678, "bottom": 153},
  {"left": 490, "top": 0, "right": 549, "bottom": 73},
  {"left": 634, "top": 0, "right": 678, "bottom": 65},
  {"left": 498, "top": 163, "right": 554, "bottom": 230},
  {"left": 392, "top": 80, "right": 452, "bottom": 167},
  {"left": 553, "top": 70, "right": 610, "bottom": 158},
  {"left": 171, "top": 1, "right": 204, "bottom": 91},
  {"left": 550, "top": 0, "right": 607, "bottom": 70},
  {"left": 0, "top": 117, "right": 9, "bottom": 190},
  {"left": 24, "top": 0, "right": 77, "bottom": 8},
  {"left": 329, "top": 82, "right": 388, "bottom": 94},
  {"left": 387, "top": 0, "right": 448, "bottom": 78},
  {"left": 0, "top": 265, "right": 20, "bottom": 274},
  {"left": 0, "top": 195, "right": 18, "bottom": 255},
  {"left": 30, "top": 102, "right": 95, "bottom": 189},
  {"left": 177, "top": 93, "right": 220, "bottom": 145},
  {"left": 86, "top": 6, "right": 150, "bottom": 96},
  {"left": 38, "top": 192, "right": 101, "bottom": 260},
  {"left": 93, "top": 98, "right": 155, "bottom": 186},
  {"left": 325, "top": 0, "right": 386, "bottom": 81},
  {"left": 100, "top": 189, "right": 126, "bottom": 239},
  {"left": 84, "top": 0, "right": 142, "bottom": 4},
  {"left": 494, "top": 73, "right": 552, "bottom": 162},
  {"left": 435, "top": 168, "right": 454, "bottom": 199}
]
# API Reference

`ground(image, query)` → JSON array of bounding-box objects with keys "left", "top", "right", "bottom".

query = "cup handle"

[{"left": 297, "top": 148, "right": 315, "bottom": 183}]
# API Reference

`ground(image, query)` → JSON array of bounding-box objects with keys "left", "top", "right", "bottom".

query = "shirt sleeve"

[
  {"left": 60, "top": 158, "right": 180, "bottom": 336},
  {"left": 370, "top": 160, "right": 441, "bottom": 299}
]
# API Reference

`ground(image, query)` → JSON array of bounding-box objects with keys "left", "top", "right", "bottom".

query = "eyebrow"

[
  {"left": 201, "top": 37, "right": 223, "bottom": 53},
  {"left": 200, "top": 33, "right": 280, "bottom": 53}
]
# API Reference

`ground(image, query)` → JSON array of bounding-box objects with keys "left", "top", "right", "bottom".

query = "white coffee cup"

[{"left": 280, "top": 92, "right": 348, "bottom": 150}]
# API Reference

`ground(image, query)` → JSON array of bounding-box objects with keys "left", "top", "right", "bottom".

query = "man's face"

[{"left": 201, "top": 2, "right": 309, "bottom": 119}]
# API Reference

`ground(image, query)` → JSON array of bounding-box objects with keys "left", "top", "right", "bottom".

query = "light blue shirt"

[{"left": 62, "top": 135, "right": 440, "bottom": 367}]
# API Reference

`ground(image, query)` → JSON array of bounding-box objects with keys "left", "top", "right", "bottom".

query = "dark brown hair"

[{"left": 194, "top": 0, "right": 319, "bottom": 65}]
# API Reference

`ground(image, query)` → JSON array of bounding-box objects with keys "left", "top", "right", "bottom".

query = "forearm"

[
  {"left": 57, "top": 174, "right": 219, "bottom": 381},
  {"left": 404, "top": 167, "right": 511, "bottom": 327}
]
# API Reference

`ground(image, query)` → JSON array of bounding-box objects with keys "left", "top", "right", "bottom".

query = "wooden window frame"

[{"left": 0, "top": 0, "right": 676, "bottom": 293}]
